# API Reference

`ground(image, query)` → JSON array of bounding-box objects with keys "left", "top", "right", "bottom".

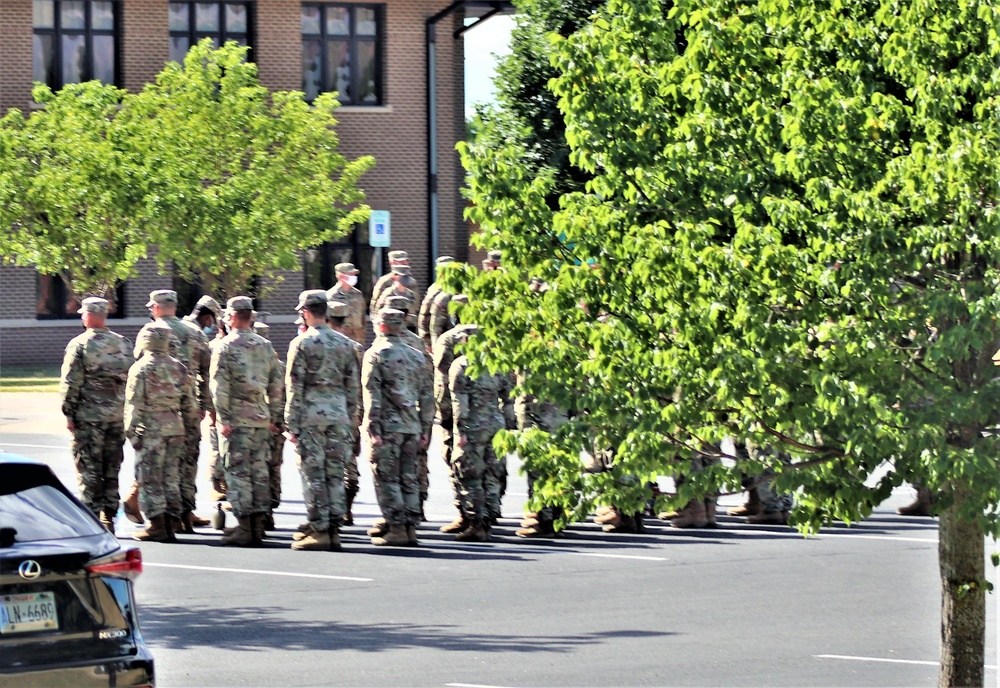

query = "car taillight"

[{"left": 85, "top": 548, "right": 143, "bottom": 580}]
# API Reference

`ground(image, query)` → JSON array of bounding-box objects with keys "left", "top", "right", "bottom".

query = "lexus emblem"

[{"left": 18, "top": 560, "right": 42, "bottom": 580}]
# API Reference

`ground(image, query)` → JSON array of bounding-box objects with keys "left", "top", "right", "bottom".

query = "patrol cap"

[
  {"left": 137, "top": 324, "right": 173, "bottom": 352},
  {"left": 226, "top": 295, "right": 254, "bottom": 313},
  {"left": 295, "top": 289, "right": 328, "bottom": 311},
  {"left": 328, "top": 301, "right": 350, "bottom": 318},
  {"left": 388, "top": 250, "right": 409, "bottom": 263},
  {"left": 255, "top": 310, "right": 270, "bottom": 323},
  {"left": 436, "top": 255, "right": 455, "bottom": 265},
  {"left": 377, "top": 308, "right": 405, "bottom": 328},
  {"left": 391, "top": 265, "right": 412, "bottom": 276},
  {"left": 451, "top": 294, "right": 469, "bottom": 305},
  {"left": 194, "top": 295, "right": 222, "bottom": 318},
  {"left": 383, "top": 295, "right": 411, "bottom": 310},
  {"left": 487, "top": 250, "right": 502, "bottom": 262},
  {"left": 78, "top": 297, "right": 110, "bottom": 314},
  {"left": 253, "top": 321, "right": 271, "bottom": 339},
  {"left": 145, "top": 289, "right": 178, "bottom": 307},
  {"left": 335, "top": 262, "right": 359, "bottom": 275}
]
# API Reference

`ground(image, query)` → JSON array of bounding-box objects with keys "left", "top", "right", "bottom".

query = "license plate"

[{"left": 0, "top": 592, "right": 58, "bottom": 634}]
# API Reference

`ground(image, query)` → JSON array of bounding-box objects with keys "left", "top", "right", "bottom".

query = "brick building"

[{"left": 0, "top": 0, "right": 506, "bottom": 365}]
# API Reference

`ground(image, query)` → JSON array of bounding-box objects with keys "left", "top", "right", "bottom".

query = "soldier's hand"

[
  {"left": 209, "top": 410, "right": 217, "bottom": 426},
  {"left": 419, "top": 434, "right": 430, "bottom": 449},
  {"left": 458, "top": 434, "right": 467, "bottom": 448},
  {"left": 269, "top": 423, "right": 280, "bottom": 434},
  {"left": 370, "top": 433, "right": 383, "bottom": 447},
  {"left": 66, "top": 418, "right": 75, "bottom": 433},
  {"left": 200, "top": 409, "right": 207, "bottom": 421},
  {"left": 220, "top": 423, "right": 234, "bottom": 438},
  {"left": 285, "top": 432, "right": 298, "bottom": 445},
  {"left": 131, "top": 438, "right": 143, "bottom": 451}
]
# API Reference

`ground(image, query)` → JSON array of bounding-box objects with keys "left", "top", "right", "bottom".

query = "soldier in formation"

[
  {"left": 418, "top": 255, "right": 455, "bottom": 350},
  {"left": 326, "top": 262, "right": 367, "bottom": 345},
  {"left": 370, "top": 250, "right": 417, "bottom": 312},
  {"left": 124, "top": 324, "right": 199, "bottom": 542},
  {"left": 325, "top": 300, "right": 363, "bottom": 524},
  {"left": 59, "top": 297, "right": 134, "bottom": 532},
  {"left": 286, "top": 290, "right": 360, "bottom": 551}
]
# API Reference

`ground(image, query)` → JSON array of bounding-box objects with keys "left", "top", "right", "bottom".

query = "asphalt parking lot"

[{"left": 1, "top": 391, "right": 997, "bottom": 687}]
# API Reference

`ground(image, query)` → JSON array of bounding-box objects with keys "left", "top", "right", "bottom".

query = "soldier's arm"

[
  {"left": 450, "top": 360, "right": 470, "bottom": 436},
  {"left": 499, "top": 372, "right": 517, "bottom": 430},
  {"left": 344, "top": 349, "right": 361, "bottom": 429},
  {"left": 284, "top": 339, "right": 306, "bottom": 436},
  {"left": 362, "top": 352, "right": 383, "bottom": 439},
  {"left": 123, "top": 367, "right": 145, "bottom": 441},
  {"left": 265, "top": 345, "right": 284, "bottom": 428},
  {"left": 417, "top": 288, "right": 435, "bottom": 339},
  {"left": 209, "top": 344, "right": 232, "bottom": 428},
  {"left": 196, "top": 336, "right": 213, "bottom": 414},
  {"left": 59, "top": 339, "right": 84, "bottom": 423},
  {"left": 181, "top": 371, "right": 200, "bottom": 428},
  {"left": 417, "top": 363, "right": 435, "bottom": 438}
]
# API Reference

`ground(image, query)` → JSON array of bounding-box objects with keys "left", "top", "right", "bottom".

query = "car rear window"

[{"left": 0, "top": 485, "right": 106, "bottom": 543}]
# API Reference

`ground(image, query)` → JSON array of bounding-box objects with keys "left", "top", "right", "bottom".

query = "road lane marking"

[
  {"left": 0, "top": 442, "right": 69, "bottom": 449},
  {"left": 816, "top": 654, "right": 997, "bottom": 669},
  {"left": 427, "top": 541, "right": 667, "bottom": 561},
  {"left": 144, "top": 562, "right": 373, "bottom": 582},
  {"left": 447, "top": 683, "right": 519, "bottom": 688}
]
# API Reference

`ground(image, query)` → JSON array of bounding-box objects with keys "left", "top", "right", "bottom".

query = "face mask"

[
  {"left": 344, "top": 275, "right": 358, "bottom": 287},
  {"left": 203, "top": 325, "right": 218, "bottom": 337}
]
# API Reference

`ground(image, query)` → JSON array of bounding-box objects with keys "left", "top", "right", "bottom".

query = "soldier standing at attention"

[
  {"left": 514, "top": 371, "right": 569, "bottom": 538},
  {"left": 325, "top": 301, "right": 363, "bottom": 525},
  {"left": 134, "top": 289, "right": 213, "bottom": 532},
  {"left": 326, "top": 262, "right": 367, "bottom": 345},
  {"left": 448, "top": 351, "right": 515, "bottom": 542},
  {"left": 125, "top": 325, "right": 198, "bottom": 542},
  {"left": 60, "top": 297, "right": 134, "bottom": 532},
  {"left": 374, "top": 266, "right": 419, "bottom": 321},
  {"left": 362, "top": 308, "right": 434, "bottom": 547},
  {"left": 286, "top": 290, "right": 360, "bottom": 552},
  {"left": 370, "top": 250, "right": 419, "bottom": 315},
  {"left": 251, "top": 319, "right": 287, "bottom": 531},
  {"left": 210, "top": 297, "right": 284, "bottom": 547},
  {"left": 418, "top": 255, "right": 455, "bottom": 350}
]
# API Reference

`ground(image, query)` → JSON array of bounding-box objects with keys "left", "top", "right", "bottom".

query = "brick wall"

[
  {"left": 0, "top": 266, "right": 37, "bottom": 319},
  {"left": 121, "top": 0, "right": 170, "bottom": 92},
  {"left": 0, "top": 1, "right": 32, "bottom": 115}
]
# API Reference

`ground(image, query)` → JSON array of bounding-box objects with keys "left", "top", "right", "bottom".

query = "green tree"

[
  {"left": 0, "top": 82, "right": 147, "bottom": 300},
  {"left": 459, "top": 0, "right": 1000, "bottom": 684},
  {"left": 120, "top": 40, "right": 373, "bottom": 298}
]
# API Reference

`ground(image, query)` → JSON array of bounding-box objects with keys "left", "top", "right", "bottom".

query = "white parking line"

[
  {"left": 0, "top": 442, "right": 68, "bottom": 450},
  {"left": 446, "top": 683, "right": 519, "bottom": 688},
  {"left": 144, "top": 562, "right": 373, "bottom": 582},
  {"left": 428, "top": 541, "right": 667, "bottom": 562},
  {"left": 816, "top": 654, "right": 997, "bottom": 669}
]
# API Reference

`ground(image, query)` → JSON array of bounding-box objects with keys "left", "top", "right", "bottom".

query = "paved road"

[{"left": 1, "top": 392, "right": 997, "bottom": 687}]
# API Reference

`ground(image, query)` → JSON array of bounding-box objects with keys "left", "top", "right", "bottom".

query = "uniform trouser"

[
  {"left": 738, "top": 442, "right": 794, "bottom": 513},
  {"left": 209, "top": 424, "right": 224, "bottom": 482},
  {"left": 268, "top": 430, "right": 284, "bottom": 509},
  {"left": 221, "top": 426, "right": 272, "bottom": 518},
  {"left": 344, "top": 429, "right": 360, "bottom": 492},
  {"left": 437, "top": 420, "right": 464, "bottom": 513},
  {"left": 526, "top": 471, "right": 560, "bottom": 522},
  {"left": 452, "top": 429, "right": 500, "bottom": 520},
  {"left": 418, "top": 443, "right": 429, "bottom": 499},
  {"left": 136, "top": 432, "right": 183, "bottom": 519},
  {"left": 72, "top": 421, "right": 125, "bottom": 517},
  {"left": 370, "top": 431, "right": 421, "bottom": 526},
  {"left": 297, "top": 424, "right": 351, "bottom": 530},
  {"left": 179, "top": 415, "right": 202, "bottom": 513}
]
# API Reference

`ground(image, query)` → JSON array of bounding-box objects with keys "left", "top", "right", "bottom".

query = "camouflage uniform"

[
  {"left": 285, "top": 294, "right": 361, "bottom": 534},
  {"left": 362, "top": 309, "right": 434, "bottom": 528},
  {"left": 434, "top": 323, "right": 477, "bottom": 517},
  {"left": 207, "top": 334, "right": 227, "bottom": 493},
  {"left": 327, "top": 302, "right": 364, "bottom": 506},
  {"left": 370, "top": 264, "right": 420, "bottom": 318},
  {"left": 253, "top": 321, "right": 287, "bottom": 512},
  {"left": 327, "top": 263, "right": 367, "bottom": 345},
  {"left": 374, "top": 280, "right": 418, "bottom": 321},
  {"left": 59, "top": 298, "right": 134, "bottom": 523},
  {"left": 125, "top": 326, "right": 198, "bottom": 526},
  {"left": 514, "top": 372, "right": 568, "bottom": 526},
  {"left": 449, "top": 355, "right": 514, "bottom": 522},
  {"left": 211, "top": 316, "right": 283, "bottom": 525},
  {"left": 417, "top": 255, "right": 455, "bottom": 350},
  {"left": 428, "top": 290, "right": 457, "bottom": 345},
  {"left": 136, "top": 291, "right": 212, "bottom": 518},
  {"left": 743, "top": 440, "right": 794, "bottom": 516}
]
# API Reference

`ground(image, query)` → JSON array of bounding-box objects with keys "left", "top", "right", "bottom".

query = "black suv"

[{"left": 0, "top": 453, "right": 155, "bottom": 687}]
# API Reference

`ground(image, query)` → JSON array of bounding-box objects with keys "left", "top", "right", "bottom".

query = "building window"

[
  {"left": 33, "top": 0, "right": 119, "bottom": 89},
  {"left": 304, "top": 225, "right": 379, "bottom": 304},
  {"left": 36, "top": 273, "right": 125, "bottom": 320},
  {"left": 169, "top": 1, "right": 253, "bottom": 64},
  {"left": 302, "top": 4, "right": 382, "bottom": 105}
]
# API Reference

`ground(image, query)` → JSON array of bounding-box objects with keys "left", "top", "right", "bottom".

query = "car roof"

[{"left": 0, "top": 452, "right": 47, "bottom": 465}]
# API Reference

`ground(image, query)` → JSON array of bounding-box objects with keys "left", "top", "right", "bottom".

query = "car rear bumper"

[{"left": 0, "top": 651, "right": 154, "bottom": 688}]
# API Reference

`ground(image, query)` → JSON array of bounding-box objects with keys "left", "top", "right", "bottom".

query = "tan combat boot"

[
  {"left": 133, "top": 515, "right": 171, "bottom": 542},
  {"left": 292, "top": 525, "right": 332, "bottom": 551},
  {"left": 727, "top": 488, "right": 762, "bottom": 516},
  {"left": 99, "top": 509, "right": 116, "bottom": 534},
  {"left": 657, "top": 509, "right": 679, "bottom": 520},
  {"left": 897, "top": 488, "right": 933, "bottom": 516},
  {"left": 188, "top": 512, "right": 211, "bottom": 528},
  {"left": 517, "top": 519, "right": 556, "bottom": 538},
  {"left": 209, "top": 477, "right": 227, "bottom": 502},
  {"left": 439, "top": 516, "right": 468, "bottom": 534},
  {"left": 329, "top": 527, "right": 343, "bottom": 552},
  {"left": 406, "top": 524, "right": 418, "bottom": 546},
  {"left": 670, "top": 500, "right": 708, "bottom": 528},
  {"left": 122, "top": 483, "right": 143, "bottom": 525},
  {"left": 594, "top": 507, "right": 622, "bottom": 527},
  {"left": 220, "top": 516, "right": 254, "bottom": 547},
  {"left": 746, "top": 509, "right": 789, "bottom": 525},
  {"left": 704, "top": 497, "right": 718, "bottom": 528},
  {"left": 371, "top": 523, "right": 410, "bottom": 546},
  {"left": 455, "top": 519, "right": 487, "bottom": 542},
  {"left": 367, "top": 518, "right": 388, "bottom": 537},
  {"left": 603, "top": 513, "right": 638, "bottom": 533},
  {"left": 344, "top": 485, "right": 359, "bottom": 526}
]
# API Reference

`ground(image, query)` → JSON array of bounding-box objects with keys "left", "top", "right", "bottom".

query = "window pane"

[
  {"left": 170, "top": 36, "right": 190, "bottom": 63},
  {"left": 169, "top": 2, "right": 189, "bottom": 31},
  {"left": 326, "top": 7, "right": 349, "bottom": 35},
  {"left": 302, "top": 40, "right": 321, "bottom": 101},
  {"left": 61, "top": 1, "right": 86, "bottom": 29},
  {"left": 356, "top": 8, "right": 376, "bottom": 36},
  {"left": 195, "top": 2, "right": 220, "bottom": 32},
  {"left": 92, "top": 34, "right": 115, "bottom": 83},
  {"left": 301, "top": 6, "right": 320, "bottom": 34},
  {"left": 225, "top": 3, "right": 247, "bottom": 33},
  {"left": 327, "top": 40, "right": 350, "bottom": 102},
  {"left": 92, "top": 1, "right": 114, "bottom": 30},
  {"left": 33, "top": 34, "right": 55, "bottom": 85},
  {"left": 357, "top": 41, "right": 377, "bottom": 104},
  {"left": 33, "top": 0, "right": 55, "bottom": 29},
  {"left": 62, "top": 33, "right": 86, "bottom": 84}
]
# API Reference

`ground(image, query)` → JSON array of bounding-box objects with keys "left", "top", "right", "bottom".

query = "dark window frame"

[
  {"left": 168, "top": 1, "right": 255, "bottom": 64},
  {"left": 304, "top": 224, "right": 380, "bottom": 305},
  {"left": 301, "top": 3, "right": 384, "bottom": 106},
  {"left": 32, "top": 0, "right": 121, "bottom": 89},
  {"left": 36, "top": 273, "right": 126, "bottom": 320}
]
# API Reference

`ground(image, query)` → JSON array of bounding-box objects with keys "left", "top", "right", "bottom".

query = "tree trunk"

[{"left": 938, "top": 490, "right": 985, "bottom": 687}]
